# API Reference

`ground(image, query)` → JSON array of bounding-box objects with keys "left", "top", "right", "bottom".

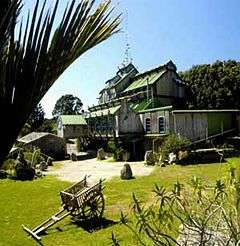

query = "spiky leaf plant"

[{"left": 0, "top": 0, "right": 120, "bottom": 166}]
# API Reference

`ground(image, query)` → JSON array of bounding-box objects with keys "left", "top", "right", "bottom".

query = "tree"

[
  {"left": 27, "top": 103, "right": 45, "bottom": 132},
  {"left": 0, "top": 0, "right": 120, "bottom": 166},
  {"left": 52, "top": 94, "right": 83, "bottom": 118},
  {"left": 180, "top": 60, "right": 240, "bottom": 109}
]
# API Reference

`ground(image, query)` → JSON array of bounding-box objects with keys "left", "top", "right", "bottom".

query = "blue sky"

[{"left": 23, "top": 0, "right": 240, "bottom": 117}]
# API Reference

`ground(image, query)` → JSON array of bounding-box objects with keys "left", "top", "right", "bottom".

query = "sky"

[{"left": 22, "top": 0, "right": 240, "bottom": 118}]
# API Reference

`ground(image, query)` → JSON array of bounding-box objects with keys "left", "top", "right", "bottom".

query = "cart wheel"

[{"left": 82, "top": 193, "right": 104, "bottom": 220}]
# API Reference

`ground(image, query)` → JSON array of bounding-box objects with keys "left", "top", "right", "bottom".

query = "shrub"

[
  {"left": 2, "top": 158, "right": 15, "bottom": 170},
  {"left": 161, "top": 134, "right": 191, "bottom": 162},
  {"left": 113, "top": 147, "right": 125, "bottom": 161},
  {"left": 115, "top": 165, "right": 240, "bottom": 245},
  {"left": 24, "top": 148, "right": 44, "bottom": 168},
  {"left": 107, "top": 136, "right": 126, "bottom": 161}
]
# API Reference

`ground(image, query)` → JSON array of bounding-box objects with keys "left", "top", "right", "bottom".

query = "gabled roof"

[
  {"left": 123, "top": 60, "right": 179, "bottom": 93},
  {"left": 99, "top": 63, "right": 138, "bottom": 94},
  {"left": 124, "top": 68, "right": 167, "bottom": 93},
  {"left": 88, "top": 105, "right": 121, "bottom": 118},
  {"left": 18, "top": 132, "right": 60, "bottom": 144},
  {"left": 60, "top": 115, "right": 87, "bottom": 125}
]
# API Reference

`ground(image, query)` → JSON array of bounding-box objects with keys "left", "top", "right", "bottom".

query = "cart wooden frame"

[{"left": 22, "top": 176, "right": 105, "bottom": 241}]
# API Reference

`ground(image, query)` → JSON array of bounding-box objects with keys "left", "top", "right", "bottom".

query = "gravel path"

[{"left": 46, "top": 158, "right": 154, "bottom": 184}]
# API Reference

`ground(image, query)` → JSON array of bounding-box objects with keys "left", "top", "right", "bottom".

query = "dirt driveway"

[{"left": 47, "top": 158, "right": 154, "bottom": 184}]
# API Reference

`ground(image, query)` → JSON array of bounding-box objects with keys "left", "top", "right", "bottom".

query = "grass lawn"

[{"left": 0, "top": 158, "right": 238, "bottom": 246}]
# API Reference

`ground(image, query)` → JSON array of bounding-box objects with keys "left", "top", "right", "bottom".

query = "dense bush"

[
  {"left": 161, "top": 134, "right": 191, "bottom": 161},
  {"left": 107, "top": 136, "right": 126, "bottom": 161},
  {"left": 24, "top": 148, "right": 44, "bottom": 168},
  {"left": 2, "top": 158, "right": 15, "bottom": 170},
  {"left": 114, "top": 163, "right": 240, "bottom": 245}
]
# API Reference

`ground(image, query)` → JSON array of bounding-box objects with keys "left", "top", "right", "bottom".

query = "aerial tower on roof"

[{"left": 122, "top": 9, "right": 133, "bottom": 67}]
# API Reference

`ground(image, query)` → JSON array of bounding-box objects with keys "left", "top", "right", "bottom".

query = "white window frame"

[
  {"left": 158, "top": 116, "right": 166, "bottom": 133},
  {"left": 145, "top": 118, "right": 151, "bottom": 133}
]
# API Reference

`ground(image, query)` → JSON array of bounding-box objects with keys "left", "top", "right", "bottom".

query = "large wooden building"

[
  {"left": 61, "top": 61, "right": 240, "bottom": 159},
  {"left": 87, "top": 61, "right": 186, "bottom": 137}
]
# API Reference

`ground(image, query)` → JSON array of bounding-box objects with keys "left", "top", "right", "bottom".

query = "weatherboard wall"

[
  {"left": 117, "top": 101, "right": 144, "bottom": 135},
  {"left": 207, "top": 113, "right": 233, "bottom": 135},
  {"left": 172, "top": 111, "right": 236, "bottom": 141}
]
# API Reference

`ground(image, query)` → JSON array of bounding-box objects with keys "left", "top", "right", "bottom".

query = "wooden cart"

[{"left": 22, "top": 177, "right": 104, "bottom": 241}]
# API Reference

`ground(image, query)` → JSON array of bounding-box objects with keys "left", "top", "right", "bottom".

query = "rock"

[
  {"left": 97, "top": 148, "right": 105, "bottom": 160},
  {"left": 15, "top": 166, "right": 35, "bottom": 181},
  {"left": 168, "top": 152, "right": 177, "bottom": 164},
  {"left": 46, "top": 157, "right": 53, "bottom": 166},
  {"left": 120, "top": 163, "right": 133, "bottom": 180},
  {"left": 178, "top": 150, "right": 188, "bottom": 161},
  {"left": 14, "top": 151, "right": 28, "bottom": 169},
  {"left": 0, "top": 170, "right": 7, "bottom": 179},
  {"left": 70, "top": 153, "right": 78, "bottom": 161},
  {"left": 14, "top": 151, "right": 35, "bottom": 180},
  {"left": 144, "top": 151, "right": 155, "bottom": 165},
  {"left": 39, "top": 161, "right": 48, "bottom": 171}
]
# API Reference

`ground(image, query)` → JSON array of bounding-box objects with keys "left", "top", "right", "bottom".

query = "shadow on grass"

[
  {"left": 71, "top": 217, "right": 118, "bottom": 233},
  {"left": 42, "top": 217, "right": 118, "bottom": 239}
]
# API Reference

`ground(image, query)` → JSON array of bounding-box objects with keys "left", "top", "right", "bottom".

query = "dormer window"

[{"left": 145, "top": 118, "right": 151, "bottom": 133}]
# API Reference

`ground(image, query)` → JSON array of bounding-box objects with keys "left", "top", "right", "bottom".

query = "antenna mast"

[{"left": 122, "top": 8, "right": 133, "bottom": 67}]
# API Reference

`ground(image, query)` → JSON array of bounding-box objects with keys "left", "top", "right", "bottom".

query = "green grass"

[{"left": 0, "top": 158, "right": 238, "bottom": 245}]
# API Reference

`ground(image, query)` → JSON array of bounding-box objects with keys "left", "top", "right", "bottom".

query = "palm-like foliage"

[{"left": 0, "top": 0, "right": 120, "bottom": 165}]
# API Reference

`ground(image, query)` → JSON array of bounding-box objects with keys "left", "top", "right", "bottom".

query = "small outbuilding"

[
  {"left": 18, "top": 132, "right": 66, "bottom": 160},
  {"left": 57, "top": 115, "right": 88, "bottom": 139}
]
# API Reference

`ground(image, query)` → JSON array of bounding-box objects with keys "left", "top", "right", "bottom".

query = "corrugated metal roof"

[
  {"left": 18, "top": 132, "right": 60, "bottom": 143},
  {"left": 172, "top": 109, "right": 240, "bottom": 114},
  {"left": 131, "top": 98, "right": 166, "bottom": 113},
  {"left": 138, "top": 105, "right": 173, "bottom": 114},
  {"left": 124, "top": 69, "right": 167, "bottom": 93},
  {"left": 60, "top": 115, "right": 87, "bottom": 125},
  {"left": 88, "top": 105, "right": 121, "bottom": 118}
]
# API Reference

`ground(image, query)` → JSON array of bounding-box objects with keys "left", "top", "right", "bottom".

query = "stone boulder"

[
  {"left": 14, "top": 151, "right": 35, "bottom": 180},
  {"left": 168, "top": 152, "right": 177, "bottom": 164},
  {"left": 97, "top": 148, "right": 105, "bottom": 160},
  {"left": 15, "top": 167, "right": 35, "bottom": 181},
  {"left": 39, "top": 161, "right": 48, "bottom": 171},
  {"left": 144, "top": 151, "right": 155, "bottom": 165},
  {"left": 46, "top": 157, "right": 53, "bottom": 166},
  {"left": 120, "top": 163, "right": 133, "bottom": 180},
  {"left": 70, "top": 153, "right": 78, "bottom": 161},
  {"left": 178, "top": 150, "right": 189, "bottom": 161},
  {"left": 0, "top": 170, "right": 8, "bottom": 179}
]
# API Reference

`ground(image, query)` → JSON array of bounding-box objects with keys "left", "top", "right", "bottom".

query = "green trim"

[
  {"left": 173, "top": 109, "right": 240, "bottom": 113},
  {"left": 60, "top": 115, "right": 87, "bottom": 125},
  {"left": 138, "top": 105, "right": 173, "bottom": 114},
  {"left": 88, "top": 105, "right": 121, "bottom": 118}
]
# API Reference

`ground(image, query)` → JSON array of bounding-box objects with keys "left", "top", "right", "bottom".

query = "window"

[
  {"left": 145, "top": 118, "right": 151, "bottom": 133},
  {"left": 158, "top": 116, "right": 165, "bottom": 133}
]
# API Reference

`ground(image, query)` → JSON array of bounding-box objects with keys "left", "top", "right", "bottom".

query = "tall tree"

[
  {"left": 0, "top": 0, "right": 120, "bottom": 166},
  {"left": 180, "top": 60, "right": 240, "bottom": 109},
  {"left": 27, "top": 103, "right": 45, "bottom": 132},
  {"left": 52, "top": 94, "right": 83, "bottom": 118}
]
